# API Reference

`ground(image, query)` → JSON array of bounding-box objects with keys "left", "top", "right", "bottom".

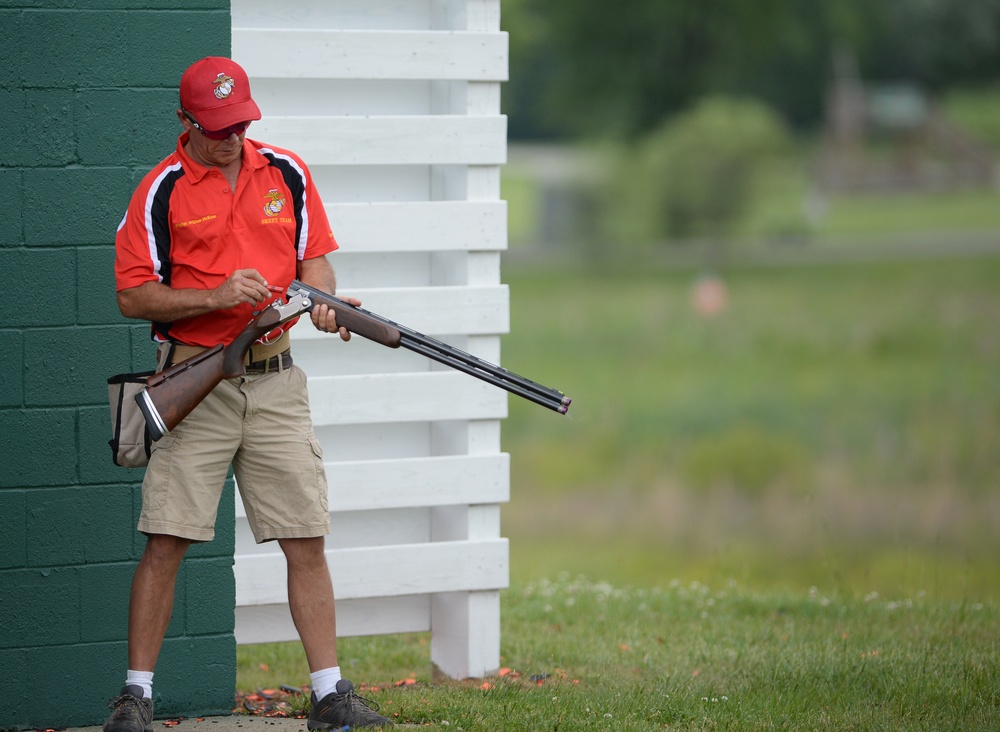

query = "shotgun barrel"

[{"left": 287, "top": 281, "right": 571, "bottom": 414}]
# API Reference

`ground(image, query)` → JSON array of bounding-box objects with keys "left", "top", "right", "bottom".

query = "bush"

[{"left": 603, "top": 96, "right": 793, "bottom": 247}]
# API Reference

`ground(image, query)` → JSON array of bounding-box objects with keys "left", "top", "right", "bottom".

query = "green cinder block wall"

[{"left": 0, "top": 2, "right": 238, "bottom": 726}]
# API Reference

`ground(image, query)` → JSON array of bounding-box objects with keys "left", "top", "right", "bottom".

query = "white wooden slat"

[
  {"left": 235, "top": 539, "right": 509, "bottom": 605},
  {"left": 252, "top": 116, "right": 507, "bottom": 165},
  {"left": 235, "top": 596, "right": 432, "bottom": 644},
  {"left": 289, "top": 285, "right": 509, "bottom": 341},
  {"left": 328, "top": 454, "right": 509, "bottom": 510},
  {"left": 234, "top": 29, "right": 508, "bottom": 82},
  {"left": 232, "top": 0, "right": 438, "bottom": 31},
  {"left": 307, "top": 371, "right": 508, "bottom": 426},
  {"left": 326, "top": 201, "right": 506, "bottom": 252},
  {"left": 234, "top": 454, "right": 509, "bottom": 519}
]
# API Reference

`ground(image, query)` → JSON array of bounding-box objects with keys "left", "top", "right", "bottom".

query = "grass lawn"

[
  {"left": 237, "top": 254, "right": 1000, "bottom": 729},
  {"left": 239, "top": 577, "right": 998, "bottom": 730}
]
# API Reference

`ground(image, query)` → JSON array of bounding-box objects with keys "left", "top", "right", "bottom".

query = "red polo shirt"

[{"left": 115, "top": 133, "right": 338, "bottom": 346}]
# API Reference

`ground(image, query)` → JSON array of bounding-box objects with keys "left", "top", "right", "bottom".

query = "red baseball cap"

[{"left": 179, "top": 57, "right": 261, "bottom": 131}]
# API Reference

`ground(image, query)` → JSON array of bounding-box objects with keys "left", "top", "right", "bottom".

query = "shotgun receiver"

[{"left": 135, "top": 280, "right": 570, "bottom": 440}]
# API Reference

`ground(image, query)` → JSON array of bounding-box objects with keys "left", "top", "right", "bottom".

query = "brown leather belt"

[
  {"left": 244, "top": 349, "right": 293, "bottom": 374},
  {"left": 167, "top": 330, "right": 292, "bottom": 374}
]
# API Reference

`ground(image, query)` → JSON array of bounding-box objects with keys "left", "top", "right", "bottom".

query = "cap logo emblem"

[{"left": 212, "top": 73, "right": 236, "bottom": 100}]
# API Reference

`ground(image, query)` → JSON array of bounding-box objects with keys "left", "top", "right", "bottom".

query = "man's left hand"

[{"left": 310, "top": 296, "right": 362, "bottom": 341}]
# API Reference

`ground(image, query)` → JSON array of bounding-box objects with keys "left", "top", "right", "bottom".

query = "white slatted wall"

[{"left": 230, "top": 0, "right": 509, "bottom": 679}]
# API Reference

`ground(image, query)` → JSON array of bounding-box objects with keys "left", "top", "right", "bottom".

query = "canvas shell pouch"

[{"left": 107, "top": 344, "right": 172, "bottom": 468}]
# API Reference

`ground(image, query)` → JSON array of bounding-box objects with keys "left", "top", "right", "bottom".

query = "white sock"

[
  {"left": 126, "top": 669, "right": 154, "bottom": 700},
  {"left": 310, "top": 666, "right": 342, "bottom": 700}
]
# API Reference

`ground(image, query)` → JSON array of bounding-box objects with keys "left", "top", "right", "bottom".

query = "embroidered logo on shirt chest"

[{"left": 263, "top": 188, "right": 287, "bottom": 216}]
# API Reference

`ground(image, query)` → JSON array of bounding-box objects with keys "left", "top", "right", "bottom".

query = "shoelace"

[
  {"left": 344, "top": 688, "right": 382, "bottom": 714},
  {"left": 107, "top": 692, "right": 148, "bottom": 711}
]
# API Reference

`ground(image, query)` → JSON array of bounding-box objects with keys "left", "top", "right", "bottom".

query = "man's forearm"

[
  {"left": 297, "top": 255, "right": 337, "bottom": 295},
  {"left": 117, "top": 281, "right": 219, "bottom": 323}
]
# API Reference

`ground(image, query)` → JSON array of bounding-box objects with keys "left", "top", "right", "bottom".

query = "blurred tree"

[
  {"left": 602, "top": 96, "right": 792, "bottom": 253},
  {"left": 503, "top": 0, "right": 1000, "bottom": 140}
]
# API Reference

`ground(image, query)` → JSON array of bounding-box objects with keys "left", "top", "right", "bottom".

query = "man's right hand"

[{"left": 212, "top": 269, "right": 272, "bottom": 309}]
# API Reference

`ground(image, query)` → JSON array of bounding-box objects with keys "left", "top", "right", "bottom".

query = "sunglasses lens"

[{"left": 202, "top": 121, "right": 250, "bottom": 140}]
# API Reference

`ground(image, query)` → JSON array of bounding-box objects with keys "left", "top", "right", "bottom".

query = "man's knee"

[
  {"left": 142, "top": 534, "right": 191, "bottom": 567},
  {"left": 278, "top": 536, "right": 327, "bottom": 567}
]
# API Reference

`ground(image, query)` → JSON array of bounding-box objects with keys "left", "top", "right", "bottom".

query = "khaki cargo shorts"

[{"left": 138, "top": 364, "right": 330, "bottom": 543}]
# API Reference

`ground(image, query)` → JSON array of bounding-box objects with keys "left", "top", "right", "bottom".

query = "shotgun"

[{"left": 135, "top": 280, "right": 571, "bottom": 440}]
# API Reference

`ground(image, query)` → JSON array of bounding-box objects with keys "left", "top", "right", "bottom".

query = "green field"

[
  {"left": 237, "top": 253, "right": 999, "bottom": 729},
  {"left": 500, "top": 256, "right": 1000, "bottom": 599}
]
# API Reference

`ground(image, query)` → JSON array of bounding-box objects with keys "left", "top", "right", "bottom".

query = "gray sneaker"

[
  {"left": 103, "top": 685, "right": 153, "bottom": 732},
  {"left": 308, "top": 679, "right": 393, "bottom": 729}
]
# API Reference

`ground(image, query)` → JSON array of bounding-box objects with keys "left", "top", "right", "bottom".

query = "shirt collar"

[{"left": 175, "top": 132, "right": 268, "bottom": 182}]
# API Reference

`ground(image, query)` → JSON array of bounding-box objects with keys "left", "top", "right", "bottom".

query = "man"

[{"left": 107, "top": 57, "right": 392, "bottom": 731}]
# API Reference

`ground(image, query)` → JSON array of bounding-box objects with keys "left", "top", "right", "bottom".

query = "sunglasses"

[{"left": 183, "top": 110, "right": 251, "bottom": 140}]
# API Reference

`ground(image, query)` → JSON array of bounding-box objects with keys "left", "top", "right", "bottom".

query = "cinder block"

[
  {"left": 0, "top": 248, "right": 76, "bottom": 327},
  {"left": 0, "top": 490, "right": 26, "bottom": 569},
  {"left": 130, "top": 323, "right": 158, "bottom": 369},
  {"left": 0, "top": 330, "right": 23, "bottom": 407},
  {"left": 18, "top": 11, "right": 128, "bottom": 89},
  {"left": 78, "top": 89, "right": 180, "bottom": 168},
  {"left": 25, "top": 326, "right": 132, "bottom": 406},
  {"left": 23, "top": 639, "right": 125, "bottom": 728},
  {"left": 24, "top": 89, "right": 76, "bottom": 166},
  {"left": 123, "top": 10, "right": 231, "bottom": 87},
  {"left": 0, "top": 409, "right": 77, "bottom": 488},
  {"left": 78, "top": 563, "right": 134, "bottom": 643},
  {"left": 0, "top": 167, "right": 23, "bottom": 246},
  {"left": 0, "top": 10, "right": 25, "bottom": 87},
  {"left": 77, "top": 246, "right": 125, "bottom": 325},
  {"left": 184, "top": 557, "right": 236, "bottom": 636},
  {"left": 0, "top": 89, "right": 27, "bottom": 168},
  {"left": 157, "top": 634, "right": 236, "bottom": 718},
  {"left": 27, "top": 486, "right": 134, "bottom": 567},
  {"left": 23, "top": 168, "right": 134, "bottom": 246},
  {"left": 0, "top": 567, "right": 80, "bottom": 649},
  {"left": 0, "top": 648, "right": 29, "bottom": 721}
]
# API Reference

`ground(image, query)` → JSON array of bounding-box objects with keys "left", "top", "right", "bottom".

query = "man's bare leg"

[
  {"left": 128, "top": 534, "right": 191, "bottom": 670},
  {"left": 279, "top": 536, "right": 339, "bottom": 671}
]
